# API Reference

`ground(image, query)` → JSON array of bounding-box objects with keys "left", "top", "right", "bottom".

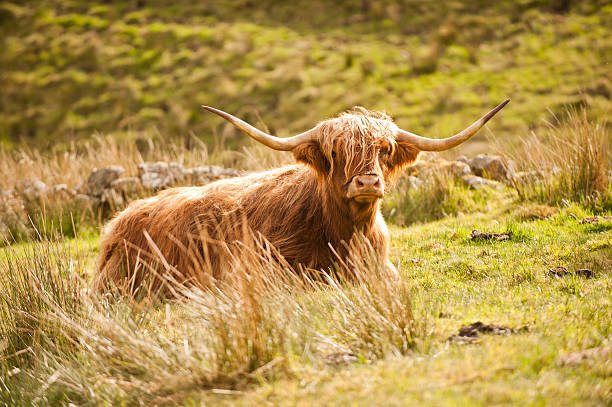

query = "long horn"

[
  {"left": 202, "top": 106, "right": 316, "bottom": 151},
  {"left": 396, "top": 99, "right": 510, "bottom": 151}
]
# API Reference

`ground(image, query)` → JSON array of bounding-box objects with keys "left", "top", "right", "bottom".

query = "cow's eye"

[
  {"left": 331, "top": 151, "right": 337, "bottom": 158},
  {"left": 380, "top": 147, "right": 390, "bottom": 157}
]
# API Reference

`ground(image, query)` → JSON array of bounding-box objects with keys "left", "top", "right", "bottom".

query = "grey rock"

[
  {"left": 221, "top": 167, "right": 240, "bottom": 177},
  {"left": 138, "top": 162, "right": 239, "bottom": 189},
  {"left": 16, "top": 179, "right": 49, "bottom": 201},
  {"left": 74, "top": 193, "right": 100, "bottom": 208},
  {"left": 408, "top": 159, "right": 469, "bottom": 183},
  {"left": 168, "top": 162, "right": 186, "bottom": 183},
  {"left": 405, "top": 160, "right": 430, "bottom": 177},
  {"left": 85, "top": 166, "right": 125, "bottom": 196},
  {"left": 440, "top": 161, "right": 471, "bottom": 179},
  {"left": 189, "top": 165, "right": 226, "bottom": 185},
  {"left": 183, "top": 168, "right": 194, "bottom": 178},
  {"left": 51, "top": 184, "right": 75, "bottom": 200},
  {"left": 468, "top": 154, "right": 513, "bottom": 182},
  {"left": 139, "top": 162, "right": 176, "bottom": 189},
  {"left": 461, "top": 175, "right": 501, "bottom": 190},
  {"left": 101, "top": 188, "right": 124, "bottom": 207},
  {"left": 456, "top": 155, "right": 469, "bottom": 164},
  {"left": 207, "top": 165, "right": 225, "bottom": 178},
  {"left": 111, "top": 177, "right": 142, "bottom": 194}
]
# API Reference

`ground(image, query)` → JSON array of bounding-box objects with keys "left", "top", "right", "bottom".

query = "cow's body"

[
  {"left": 96, "top": 101, "right": 508, "bottom": 296},
  {"left": 96, "top": 164, "right": 389, "bottom": 294}
]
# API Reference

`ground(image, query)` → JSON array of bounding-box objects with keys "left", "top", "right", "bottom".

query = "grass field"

[
  {"left": 1, "top": 0, "right": 611, "bottom": 405},
  {"left": 1, "top": 193, "right": 611, "bottom": 405},
  {"left": 1, "top": 101, "right": 611, "bottom": 406},
  {"left": 198, "top": 206, "right": 612, "bottom": 406}
]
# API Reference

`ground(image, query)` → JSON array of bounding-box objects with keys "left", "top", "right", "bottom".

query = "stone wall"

[{"left": 0, "top": 155, "right": 516, "bottom": 242}]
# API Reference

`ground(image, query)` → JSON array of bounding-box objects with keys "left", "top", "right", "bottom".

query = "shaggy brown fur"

[{"left": 95, "top": 108, "right": 420, "bottom": 296}]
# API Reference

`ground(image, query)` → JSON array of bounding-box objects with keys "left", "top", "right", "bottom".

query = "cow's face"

[{"left": 293, "top": 109, "right": 420, "bottom": 211}]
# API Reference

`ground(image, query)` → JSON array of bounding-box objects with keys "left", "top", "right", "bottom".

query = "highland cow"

[{"left": 96, "top": 100, "right": 509, "bottom": 296}]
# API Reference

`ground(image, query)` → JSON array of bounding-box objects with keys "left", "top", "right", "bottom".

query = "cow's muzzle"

[{"left": 347, "top": 174, "right": 384, "bottom": 203}]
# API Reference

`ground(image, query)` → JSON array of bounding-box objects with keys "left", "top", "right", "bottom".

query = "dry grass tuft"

[
  {"left": 384, "top": 169, "right": 504, "bottom": 226},
  {"left": 510, "top": 109, "right": 611, "bottom": 211},
  {"left": 0, "top": 135, "right": 200, "bottom": 191}
]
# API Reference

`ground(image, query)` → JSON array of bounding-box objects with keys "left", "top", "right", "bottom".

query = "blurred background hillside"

[{"left": 1, "top": 0, "right": 610, "bottom": 154}]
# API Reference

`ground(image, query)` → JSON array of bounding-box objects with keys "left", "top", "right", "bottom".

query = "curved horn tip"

[
  {"left": 493, "top": 98, "right": 510, "bottom": 112},
  {"left": 481, "top": 98, "right": 511, "bottom": 124},
  {"left": 200, "top": 105, "right": 314, "bottom": 150},
  {"left": 201, "top": 105, "right": 221, "bottom": 114},
  {"left": 201, "top": 105, "right": 217, "bottom": 115},
  {"left": 201, "top": 105, "right": 239, "bottom": 123},
  {"left": 499, "top": 98, "right": 510, "bottom": 108}
]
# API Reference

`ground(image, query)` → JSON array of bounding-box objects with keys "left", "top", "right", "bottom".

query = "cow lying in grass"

[{"left": 96, "top": 100, "right": 509, "bottom": 295}]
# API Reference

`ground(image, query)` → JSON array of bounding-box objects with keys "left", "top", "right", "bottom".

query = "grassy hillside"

[{"left": 1, "top": 0, "right": 610, "bottom": 151}]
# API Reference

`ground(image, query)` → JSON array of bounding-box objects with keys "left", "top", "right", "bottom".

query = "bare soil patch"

[
  {"left": 447, "top": 322, "right": 528, "bottom": 344},
  {"left": 547, "top": 266, "right": 595, "bottom": 278},
  {"left": 470, "top": 230, "right": 512, "bottom": 241},
  {"left": 579, "top": 216, "right": 612, "bottom": 224}
]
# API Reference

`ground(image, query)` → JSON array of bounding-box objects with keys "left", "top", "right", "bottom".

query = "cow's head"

[{"left": 203, "top": 100, "right": 509, "bottom": 212}]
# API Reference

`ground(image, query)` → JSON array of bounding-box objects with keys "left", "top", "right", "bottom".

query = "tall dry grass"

[
  {"left": 0, "top": 133, "right": 293, "bottom": 192},
  {"left": 510, "top": 109, "right": 611, "bottom": 211},
  {"left": 383, "top": 168, "right": 505, "bottom": 226},
  {"left": 0, "top": 135, "right": 200, "bottom": 191},
  {"left": 0, "top": 228, "right": 425, "bottom": 405},
  {"left": 0, "top": 134, "right": 292, "bottom": 245}
]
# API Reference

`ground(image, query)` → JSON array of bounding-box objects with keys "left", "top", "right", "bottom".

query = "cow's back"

[{"left": 95, "top": 165, "right": 319, "bottom": 294}]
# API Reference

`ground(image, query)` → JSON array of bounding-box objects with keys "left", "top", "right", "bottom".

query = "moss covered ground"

[{"left": 1, "top": 0, "right": 610, "bottom": 152}]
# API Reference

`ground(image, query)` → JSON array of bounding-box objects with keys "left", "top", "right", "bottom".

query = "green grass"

[
  {"left": 192, "top": 205, "right": 611, "bottom": 406},
  {"left": 1, "top": 197, "right": 610, "bottom": 405},
  {"left": 1, "top": 1, "right": 611, "bottom": 404},
  {"left": 1, "top": 1, "right": 610, "bottom": 151},
  {"left": 383, "top": 170, "right": 511, "bottom": 225}
]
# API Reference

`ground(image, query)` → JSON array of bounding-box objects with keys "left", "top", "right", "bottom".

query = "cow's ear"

[
  {"left": 391, "top": 141, "right": 420, "bottom": 170},
  {"left": 293, "top": 142, "right": 330, "bottom": 174}
]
